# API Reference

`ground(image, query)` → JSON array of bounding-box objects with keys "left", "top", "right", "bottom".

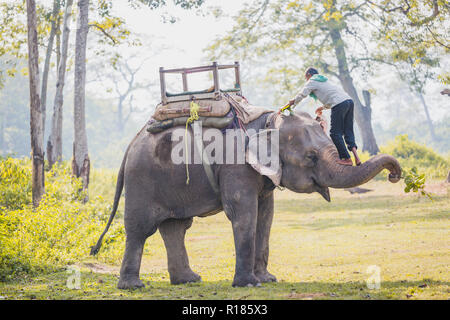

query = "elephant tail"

[{"left": 90, "top": 154, "right": 126, "bottom": 256}]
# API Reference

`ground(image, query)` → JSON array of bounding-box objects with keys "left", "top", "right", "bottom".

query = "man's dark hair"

[{"left": 305, "top": 67, "right": 319, "bottom": 77}]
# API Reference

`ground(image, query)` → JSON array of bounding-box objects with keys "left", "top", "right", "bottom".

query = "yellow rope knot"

[{"left": 185, "top": 101, "right": 200, "bottom": 185}]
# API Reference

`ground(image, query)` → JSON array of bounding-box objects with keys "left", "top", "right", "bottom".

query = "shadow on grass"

[
  {"left": 275, "top": 195, "right": 448, "bottom": 215},
  {"left": 288, "top": 210, "right": 449, "bottom": 231},
  {"left": 1, "top": 270, "right": 448, "bottom": 300},
  {"left": 276, "top": 195, "right": 449, "bottom": 230}
]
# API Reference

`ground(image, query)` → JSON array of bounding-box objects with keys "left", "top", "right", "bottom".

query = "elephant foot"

[
  {"left": 255, "top": 270, "right": 277, "bottom": 283},
  {"left": 232, "top": 273, "right": 261, "bottom": 288},
  {"left": 170, "top": 270, "right": 202, "bottom": 285},
  {"left": 117, "top": 276, "right": 145, "bottom": 290}
]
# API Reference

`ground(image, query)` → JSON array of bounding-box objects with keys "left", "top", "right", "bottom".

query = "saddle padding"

[
  {"left": 153, "top": 99, "right": 231, "bottom": 121},
  {"left": 147, "top": 116, "right": 234, "bottom": 134}
]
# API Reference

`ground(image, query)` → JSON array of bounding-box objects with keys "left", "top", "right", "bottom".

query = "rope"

[{"left": 185, "top": 101, "right": 200, "bottom": 185}]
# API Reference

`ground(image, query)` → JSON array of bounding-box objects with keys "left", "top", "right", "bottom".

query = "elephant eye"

[{"left": 305, "top": 150, "right": 318, "bottom": 165}]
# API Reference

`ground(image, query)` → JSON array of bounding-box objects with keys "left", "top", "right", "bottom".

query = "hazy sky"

[
  {"left": 105, "top": 1, "right": 448, "bottom": 111},
  {"left": 112, "top": 0, "right": 244, "bottom": 66},
  {"left": 37, "top": 0, "right": 448, "bottom": 126},
  {"left": 85, "top": 0, "right": 250, "bottom": 109}
]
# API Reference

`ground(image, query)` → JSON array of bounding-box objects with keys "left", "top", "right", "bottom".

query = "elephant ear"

[{"left": 245, "top": 129, "right": 282, "bottom": 186}]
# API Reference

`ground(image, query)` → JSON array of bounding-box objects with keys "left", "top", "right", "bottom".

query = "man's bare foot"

[{"left": 337, "top": 158, "right": 353, "bottom": 166}]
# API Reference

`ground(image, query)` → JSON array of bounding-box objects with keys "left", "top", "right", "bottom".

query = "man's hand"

[
  {"left": 288, "top": 99, "right": 295, "bottom": 106},
  {"left": 315, "top": 106, "right": 324, "bottom": 116}
]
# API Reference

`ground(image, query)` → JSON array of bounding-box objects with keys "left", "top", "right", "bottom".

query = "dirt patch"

[
  {"left": 287, "top": 292, "right": 328, "bottom": 300},
  {"left": 81, "top": 262, "right": 119, "bottom": 274}
]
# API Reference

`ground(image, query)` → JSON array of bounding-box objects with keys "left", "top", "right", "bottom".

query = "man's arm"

[{"left": 290, "top": 81, "right": 316, "bottom": 106}]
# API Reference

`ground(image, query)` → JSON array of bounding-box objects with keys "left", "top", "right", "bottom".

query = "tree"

[
  {"left": 368, "top": 0, "right": 449, "bottom": 141},
  {"left": 0, "top": 1, "right": 30, "bottom": 87},
  {"left": 398, "top": 64, "right": 439, "bottom": 142},
  {"left": 73, "top": 0, "right": 91, "bottom": 198},
  {"left": 0, "top": 2, "right": 60, "bottom": 85},
  {"left": 70, "top": 0, "right": 135, "bottom": 193},
  {"left": 71, "top": 0, "right": 206, "bottom": 194},
  {"left": 367, "top": 0, "right": 449, "bottom": 51},
  {"left": 209, "top": 0, "right": 386, "bottom": 154},
  {"left": 40, "top": 0, "right": 61, "bottom": 137},
  {"left": 47, "top": 0, "right": 74, "bottom": 168},
  {"left": 90, "top": 51, "right": 155, "bottom": 134},
  {"left": 26, "top": 0, "right": 44, "bottom": 207},
  {"left": 110, "top": 58, "right": 153, "bottom": 133},
  {"left": 1, "top": 0, "right": 135, "bottom": 168}
]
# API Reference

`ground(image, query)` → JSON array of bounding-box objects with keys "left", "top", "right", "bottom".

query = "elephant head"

[{"left": 247, "top": 111, "right": 401, "bottom": 201}]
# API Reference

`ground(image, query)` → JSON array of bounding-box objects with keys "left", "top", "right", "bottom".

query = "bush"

[
  {"left": 0, "top": 157, "right": 32, "bottom": 209},
  {"left": 0, "top": 158, "right": 125, "bottom": 281},
  {"left": 380, "top": 135, "right": 449, "bottom": 179}
]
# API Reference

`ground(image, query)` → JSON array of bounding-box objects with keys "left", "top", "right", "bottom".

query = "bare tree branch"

[
  {"left": 426, "top": 25, "right": 450, "bottom": 50},
  {"left": 367, "top": 0, "right": 411, "bottom": 15},
  {"left": 368, "top": 0, "right": 440, "bottom": 26},
  {"left": 88, "top": 23, "right": 117, "bottom": 44},
  {"left": 411, "top": 0, "right": 439, "bottom": 26}
]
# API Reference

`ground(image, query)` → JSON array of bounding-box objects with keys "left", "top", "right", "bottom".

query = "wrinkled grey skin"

[{"left": 91, "top": 111, "right": 401, "bottom": 289}]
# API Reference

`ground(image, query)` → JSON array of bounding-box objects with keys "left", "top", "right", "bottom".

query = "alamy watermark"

[
  {"left": 170, "top": 121, "right": 280, "bottom": 173},
  {"left": 66, "top": 265, "right": 81, "bottom": 290},
  {"left": 366, "top": 265, "right": 381, "bottom": 290}
]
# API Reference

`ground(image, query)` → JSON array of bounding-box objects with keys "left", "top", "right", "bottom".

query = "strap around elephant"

[{"left": 191, "top": 124, "right": 220, "bottom": 195}]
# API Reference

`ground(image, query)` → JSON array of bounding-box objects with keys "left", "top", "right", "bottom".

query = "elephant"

[{"left": 90, "top": 110, "right": 401, "bottom": 289}]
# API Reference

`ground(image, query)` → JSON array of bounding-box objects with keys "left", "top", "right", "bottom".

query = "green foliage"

[
  {"left": 0, "top": 0, "right": 141, "bottom": 86},
  {"left": 208, "top": 0, "right": 386, "bottom": 82},
  {"left": 128, "top": 0, "right": 205, "bottom": 10},
  {"left": 0, "top": 157, "right": 124, "bottom": 281},
  {"left": 380, "top": 134, "right": 449, "bottom": 178},
  {"left": 0, "top": 1, "right": 56, "bottom": 87},
  {"left": 367, "top": 0, "right": 449, "bottom": 93},
  {"left": 208, "top": 0, "right": 447, "bottom": 116},
  {"left": 0, "top": 157, "right": 32, "bottom": 210},
  {"left": 403, "top": 167, "right": 432, "bottom": 200}
]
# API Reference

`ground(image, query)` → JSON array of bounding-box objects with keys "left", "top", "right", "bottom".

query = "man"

[{"left": 289, "top": 67, "right": 361, "bottom": 166}]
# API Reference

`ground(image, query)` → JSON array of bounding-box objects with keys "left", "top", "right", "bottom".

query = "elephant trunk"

[{"left": 317, "top": 146, "right": 402, "bottom": 188}]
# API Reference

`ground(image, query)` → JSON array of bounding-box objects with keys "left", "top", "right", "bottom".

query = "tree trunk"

[
  {"left": 73, "top": 0, "right": 90, "bottom": 198},
  {"left": 47, "top": 0, "right": 73, "bottom": 168},
  {"left": 26, "top": 0, "right": 45, "bottom": 207},
  {"left": 40, "top": 0, "right": 61, "bottom": 137},
  {"left": 417, "top": 92, "right": 437, "bottom": 141},
  {"left": 329, "top": 28, "right": 380, "bottom": 155},
  {"left": 446, "top": 171, "right": 450, "bottom": 183},
  {"left": 55, "top": 9, "right": 61, "bottom": 75}
]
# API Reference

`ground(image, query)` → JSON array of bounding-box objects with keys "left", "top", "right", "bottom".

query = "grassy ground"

[{"left": 1, "top": 174, "right": 449, "bottom": 300}]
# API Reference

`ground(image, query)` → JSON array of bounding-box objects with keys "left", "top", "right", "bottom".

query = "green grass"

[{"left": 1, "top": 176, "right": 449, "bottom": 300}]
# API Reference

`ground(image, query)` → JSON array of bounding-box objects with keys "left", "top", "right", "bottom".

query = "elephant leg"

[
  {"left": 159, "top": 218, "right": 201, "bottom": 285},
  {"left": 221, "top": 183, "right": 260, "bottom": 287},
  {"left": 117, "top": 206, "right": 158, "bottom": 290},
  {"left": 228, "top": 200, "right": 260, "bottom": 287},
  {"left": 117, "top": 233, "right": 148, "bottom": 289},
  {"left": 254, "top": 192, "right": 277, "bottom": 283}
]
